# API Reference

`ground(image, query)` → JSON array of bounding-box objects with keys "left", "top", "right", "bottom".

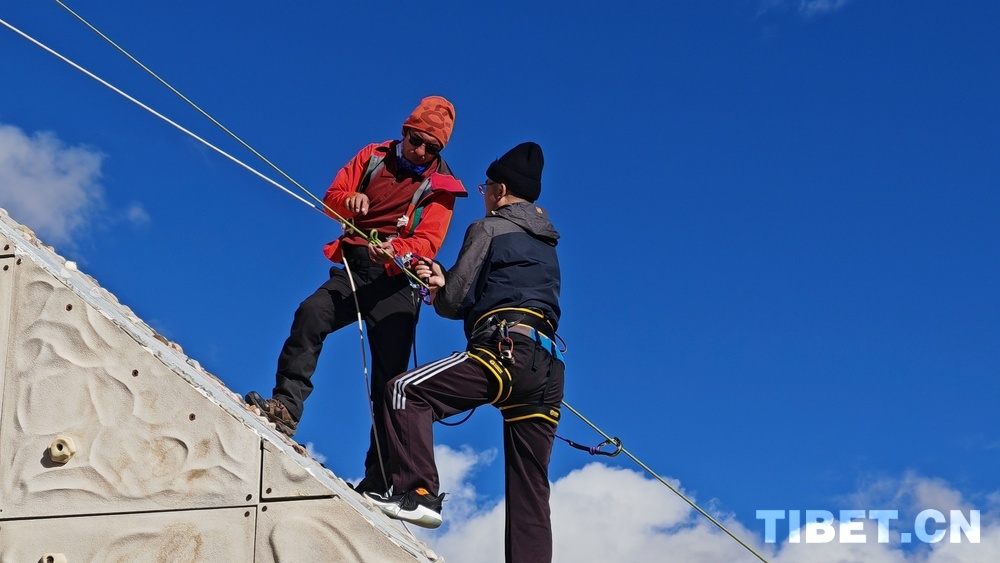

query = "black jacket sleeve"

[{"left": 433, "top": 219, "right": 492, "bottom": 319}]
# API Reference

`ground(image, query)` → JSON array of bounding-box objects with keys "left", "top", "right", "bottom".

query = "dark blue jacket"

[{"left": 433, "top": 202, "right": 561, "bottom": 338}]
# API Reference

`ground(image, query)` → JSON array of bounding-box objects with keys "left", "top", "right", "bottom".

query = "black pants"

[
  {"left": 273, "top": 246, "right": 418, "bottom": 492},
  {"left": 384, "top": 330, "right": 565, "bottom": 563}
]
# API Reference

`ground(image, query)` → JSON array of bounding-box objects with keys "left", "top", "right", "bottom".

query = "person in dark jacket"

[
  {"left": 368, "top": 142, "right": 564, "bottom": 563},
  {"left": 245, "top": 96, "right": 466, "bottom": 497}
]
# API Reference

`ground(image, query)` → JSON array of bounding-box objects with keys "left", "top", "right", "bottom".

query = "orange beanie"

[{"left": 402, "top": 96, "right": 455, "bottom": 148}]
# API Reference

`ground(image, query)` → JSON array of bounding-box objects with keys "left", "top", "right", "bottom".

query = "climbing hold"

[
  {"left": 40, "top": 554, "right": 67, "bottom": 563},
  {"left": 48, "top": 436, "right": 76, "bottom": 464}
]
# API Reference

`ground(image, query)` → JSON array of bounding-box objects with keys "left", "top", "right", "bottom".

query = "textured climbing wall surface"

[
  {"left": 256, "top": 497, "right": 420, "bottom": 563},
  {"left": 0, "top": 507, "right": 257, "bottom": 561},
  {"left": 261, "top": 439, "right": 336, "bottom": 500},
  {"left": 0, "top": 208, "right": 440, "bottom": 562},
  {"left": 0, "top": 255, "right": 261, "bottom": 519}
]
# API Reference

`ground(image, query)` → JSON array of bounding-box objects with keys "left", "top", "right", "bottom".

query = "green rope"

[{"left": 56, "top": 0, "right": 430, "bottom": 290}]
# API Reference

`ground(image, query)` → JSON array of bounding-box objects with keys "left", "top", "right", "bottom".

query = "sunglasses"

[{"left": 407, "top": 133, "right": 442, "bottom": 156}]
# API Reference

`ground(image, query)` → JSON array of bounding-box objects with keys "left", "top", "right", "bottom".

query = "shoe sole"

[{"left": 367, "top": 494, "right": 443, "bottom": 529}]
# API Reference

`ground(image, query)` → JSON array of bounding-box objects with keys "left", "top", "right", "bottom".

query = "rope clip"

[
  {"left": 497, "top": 321, "right": 515, "bottom": 366},
  {"left": 557, "top": 435, "right": 623, "bottom": 457},
  {"left": 594, "top": 437, "right": 623, "bottom": 457},
  {"left": 392, "top": 252, "right": 433, "bottom": 305}
]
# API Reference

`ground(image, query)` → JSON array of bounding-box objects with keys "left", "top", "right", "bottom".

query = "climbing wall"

[{"left": 0, "top": 209, "right": 442, "bottom": 563}]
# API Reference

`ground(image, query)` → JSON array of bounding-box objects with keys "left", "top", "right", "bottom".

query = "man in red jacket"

[{"left": 246, "top": 96, "right": 466, "bottom": 496}]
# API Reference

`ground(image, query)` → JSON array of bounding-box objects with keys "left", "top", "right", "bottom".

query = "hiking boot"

[
  {"left": 245, "top": 391, "right": 297, "bottom": 437},
  {"left": 366, "top": 488, "right": 445, "bottom": 529}
]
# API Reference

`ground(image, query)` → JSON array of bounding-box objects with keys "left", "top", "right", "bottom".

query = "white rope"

[
  {"left": 55, "top": 0, "right": 327, "bottom": 211},
  {"left": 0, "top": 17, "right": 319, "bottom": 212},
  {"left": 22, "top": 3, "right": 432, "bottom": 292},
  {"left": 342, "top": 257, "right": 391, "bottom": 493}
]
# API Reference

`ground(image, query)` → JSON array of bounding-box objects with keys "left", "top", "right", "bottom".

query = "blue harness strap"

[
  {"left": 530, "top": 327, "right": 564, "bottom": 362},
  {"left": 508, "top": 324, "right": 564, "bottom": 362}
]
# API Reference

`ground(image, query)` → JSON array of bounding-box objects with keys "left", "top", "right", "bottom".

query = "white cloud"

[
  {"left": 411, "top": 445, "right": 505, "bottom": 559},
  {"left": 124, "top": 202, "right": 150, "bottom": 227},
  {"left": 419, "top": 457, "right": 767, "bottom": 563},
  {"left": 303, "top": 442, "right": 327, "bottom": 465},
  {"left": 434, "top": 444, "right": 498, "bottom": 524},
  {"left": 0, "top": 123, "right": 105, "bottom": 245},
  {"left": 842, "top": 472, "right": 972, "bottom": 522},
  {"left": 418, "top": 447, "right": 999, "bottom": 563}
]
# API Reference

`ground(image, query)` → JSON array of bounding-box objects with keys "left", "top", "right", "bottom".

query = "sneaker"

[
  {"left": 348, "top": 478, "right": 388, "bottom": 497},
  {"left": 366, "top": 488, "right": 445, "bottom": 529},
  {"left": 245, "top": 391, "right": 298, "bottom": 437}
]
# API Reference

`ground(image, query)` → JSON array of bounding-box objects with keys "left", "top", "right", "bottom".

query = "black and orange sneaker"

[
  {"left": 244, "top": 391, "right": 298, "bottom": 438},
  {"left": 366, "top": 488, "right": 445, "bottom": 529}
]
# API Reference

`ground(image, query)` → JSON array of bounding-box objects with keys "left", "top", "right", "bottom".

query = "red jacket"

[{"left": 322, "top": 141, "right": 466, "bottom": 271}]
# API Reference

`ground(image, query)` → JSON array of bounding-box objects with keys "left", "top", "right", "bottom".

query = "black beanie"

[{"left": 486, "top": 142, "right": 544, "bottom": 202}]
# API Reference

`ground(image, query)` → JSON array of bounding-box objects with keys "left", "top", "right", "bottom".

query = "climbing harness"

[{"left": 477, "top": 306, "right": 767, "bottom": 561}]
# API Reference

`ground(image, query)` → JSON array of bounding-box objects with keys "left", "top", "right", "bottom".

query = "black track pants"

[{"left": 384, "top": 332, "right": 565, "bottom": 563}]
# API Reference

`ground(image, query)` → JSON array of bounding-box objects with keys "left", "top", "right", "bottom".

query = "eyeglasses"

[
  {"left": 407, "top": 133, "right": 442, "bottom": 156},
  {"left": 478, "top": 181, "right": 500, "bottom": 195}
]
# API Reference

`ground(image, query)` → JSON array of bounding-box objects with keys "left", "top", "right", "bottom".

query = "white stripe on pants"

[{"left": 391, "top": 352, "right": 468, "bottom": 409}]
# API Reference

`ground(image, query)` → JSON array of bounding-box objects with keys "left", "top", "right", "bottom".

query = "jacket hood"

[{"left": 493, "top": 202, "right": 560, "bottom": 245}]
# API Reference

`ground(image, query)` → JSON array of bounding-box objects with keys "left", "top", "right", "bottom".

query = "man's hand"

[
  {"left": 415, "top": 258, "right": 445, "bottom": 290},
  {"left": 368, "top": 240, "right": 395, "bottom": 264},
  {"left": 344, "top": 193, "right": 370, "bottom": 215}
]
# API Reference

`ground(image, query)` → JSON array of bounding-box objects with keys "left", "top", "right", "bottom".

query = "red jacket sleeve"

[
  {"left": 389, "top": 192, "right": 457, "bottom": 261},
  {"left": 322, "top": 143, "right": 384, "bottom": 220}
]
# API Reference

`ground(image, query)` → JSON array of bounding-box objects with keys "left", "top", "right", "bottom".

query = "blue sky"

[{"left": 2, "top": 1, "right": 998, "bottom": 560}]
